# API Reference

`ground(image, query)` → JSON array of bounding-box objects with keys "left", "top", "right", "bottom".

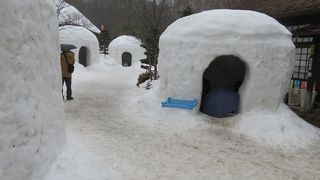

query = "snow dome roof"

[
  {"left": 60, "top": 26, "right": 98, "bottom": 44},
  {"left": 109, "top": 35, "right": 142, "bottom": 48},
  {"left": 162, "top": 9, "right": 291, "bottom": 41}
]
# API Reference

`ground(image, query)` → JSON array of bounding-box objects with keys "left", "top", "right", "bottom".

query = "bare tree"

[
  {"left": 55, "top": 0, "right": 69, "bottom": 22},
  {"left": 59, "top": 12, "right": 94, "bottom": 30},
  {"left": 55, "top": 0, "right": 96, "bottom": 31},
  {"left": 134, "top": 0, "right": 174, "bottom": 85}
]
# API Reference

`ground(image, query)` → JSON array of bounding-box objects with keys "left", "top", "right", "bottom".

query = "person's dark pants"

[{"left": 62, "top": 77, "right": 72, "bottom": 99}]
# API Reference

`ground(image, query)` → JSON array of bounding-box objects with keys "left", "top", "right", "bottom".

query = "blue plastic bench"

[{"left": 162, "top": 97, "right": 198, "bottom": 110}]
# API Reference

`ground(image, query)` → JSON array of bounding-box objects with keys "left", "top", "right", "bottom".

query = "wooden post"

[
  {"left": 307, "top": 36, "right": 320, "bottom": 105},
  {"left": 314, "top": 36, "right": 320, "bottom": 101}
]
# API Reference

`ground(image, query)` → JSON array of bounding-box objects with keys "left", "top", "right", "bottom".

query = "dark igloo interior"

[{"left": 200, "top": 55, "right": 246, "bottom": 117}]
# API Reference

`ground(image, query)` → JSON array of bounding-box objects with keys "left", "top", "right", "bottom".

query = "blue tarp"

[{"left": 201, "top": 88, "right": 239, "bottom": 118}]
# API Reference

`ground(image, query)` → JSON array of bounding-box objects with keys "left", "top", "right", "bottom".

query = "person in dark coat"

[{"left": 60, "top": 51, "right": 75, "bottom": 100}]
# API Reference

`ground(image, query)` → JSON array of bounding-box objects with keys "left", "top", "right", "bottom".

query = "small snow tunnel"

[
  {"left": 79, "top": 46, "right": 88, "bottom": 67},
  {"left": 200, "top": 55, "right": 246, "bottom": 118},
  {"left": 122, "top": 52, "right": 132, "bottom": 67}
]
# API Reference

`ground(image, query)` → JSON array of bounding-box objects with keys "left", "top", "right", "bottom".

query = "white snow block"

[
  {"left": 158, "top": 9, "right": 320, "bottom": 147},
  {"left": 59, "top": 26, "right": 100, "bottom": 67},
  {"left": 0, "top": 1, "right": 66, "bottom": 180},
  {"left": 108, "top": 35, "right": 146, "bottom": 66}
]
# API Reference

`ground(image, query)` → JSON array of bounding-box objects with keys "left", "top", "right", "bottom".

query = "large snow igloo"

[
  {"left": 59, "top": 26, "right": 100, "bottom": 67},
  {"left": 159, "top": 10, "right": 296, "bottom": 115},
  {"left": 108, "top": 35, "right": 146, "bottom": 67},
  {"left": 0, "top": 0, "right": 65, "bottom": 179}
]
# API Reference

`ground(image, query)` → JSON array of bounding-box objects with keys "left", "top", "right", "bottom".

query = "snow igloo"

[
  {"left": 108, "top": 35, "right": 146, "bottom": 67},
  {"left": 159, "top": 10, "right": 296, "bottom": 114},
  {"left": 59, "top": 26, "right": 100, "bottom": 67},
  {"left": 58, "top": 2, "right": 100, "bottom": 67},
  {"left": 159, "top": 10, "right": 320, "bottom": 147},
  {"left": 0, "top": 0, "right": 65, "bottom": 179}
]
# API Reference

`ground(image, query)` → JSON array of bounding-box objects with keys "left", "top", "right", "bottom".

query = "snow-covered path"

[{"left": 64, "top": 60, "right": 320, "bottom": 180}]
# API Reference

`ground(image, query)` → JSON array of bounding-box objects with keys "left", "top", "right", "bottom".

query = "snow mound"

[
  {"left": 59, "top": 26, "right": 100, "bottom": 67},
  {"left": 108, "top": 35, "right": 146, "bottom": 66},
  {"left": 232, "top": 104, "right": 320, "bottom": 148},
  {"left": 0, "top": 1, "right": 65, "bottom": 180},
  {"left": 158, "top": 9, "right": 320, "bottom": 148},
  {"left": 44, "top": 137, "right": 109, "bottom": 180}
]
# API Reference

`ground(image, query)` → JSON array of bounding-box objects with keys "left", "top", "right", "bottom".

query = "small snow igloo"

[
  {"left": 159, "top": 10, "right": 295, "bottom": 116},
  {"left": 59, "top": 26, "right": 100, "bottom": 67},
  {"left": 108, "top": 35, "right": 146, "bottom": 67}
]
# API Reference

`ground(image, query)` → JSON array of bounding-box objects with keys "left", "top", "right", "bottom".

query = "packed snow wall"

[
  {"left": 109, "top": 35, "right": 146, "bottom": 66},
  {"left": 159, "top": 10, "right": 295, "bottom": 113},
  {"left": 59, "top": 26, "right": 100, "bottom": 67},
  {"left": 0, "top": 1, "right": 66, "bottom": 180}
]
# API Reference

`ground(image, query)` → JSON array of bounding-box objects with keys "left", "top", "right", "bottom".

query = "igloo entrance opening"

[
  {"left": 200, "top": 55, "right": 246, "bottom": 118},
  {"left": 122, "top": 52, "right": 132, "bottom": 66},
  {"left": 79, "top": 46, "right": 88, "bottom": 67}
]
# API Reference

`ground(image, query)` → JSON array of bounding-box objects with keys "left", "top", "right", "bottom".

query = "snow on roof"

[
  {"left": 59, "top": 2, "right": 101, "bottom": 34},
  {"left": 109, "top": 35, "right": 142, "bottom": 48}
]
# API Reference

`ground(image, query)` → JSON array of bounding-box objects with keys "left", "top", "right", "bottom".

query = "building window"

[
  {"left": 292, "top": 46, "right": 313, "bottom": 80},
  {"left": 287, "top": 25, "right": 313, "bottom": 81}
]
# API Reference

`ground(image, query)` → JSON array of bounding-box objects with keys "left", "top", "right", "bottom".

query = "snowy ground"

[{"left": 63, "top": 55, "right": 320, "bottom": 180}]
